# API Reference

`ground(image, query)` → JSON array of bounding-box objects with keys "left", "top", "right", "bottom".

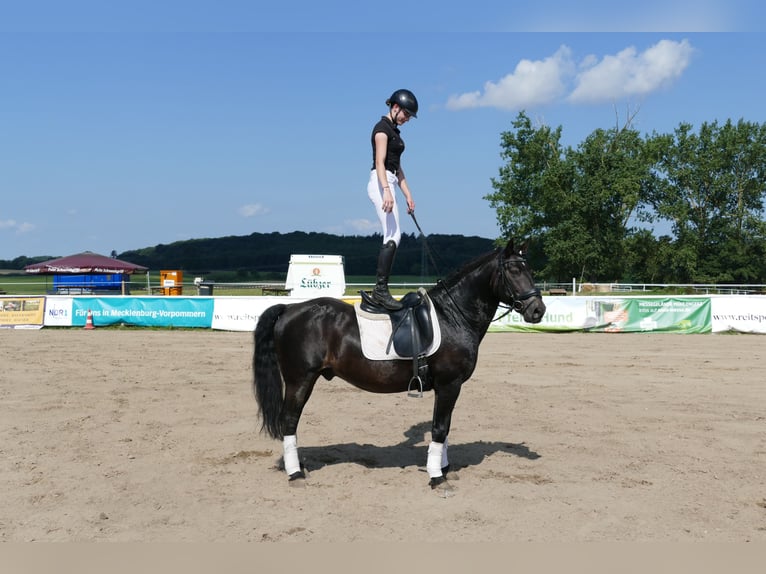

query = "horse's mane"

[{"left": 429, "top": 247, "right": 501, "bottom": 294}]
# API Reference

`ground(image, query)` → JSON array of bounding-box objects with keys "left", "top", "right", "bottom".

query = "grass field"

[
  {"left": 0, "top": 274, "right": 432, "bottom": 297},
  {"left": 3, "top": 272, "right": 739, "bottom": 297}
]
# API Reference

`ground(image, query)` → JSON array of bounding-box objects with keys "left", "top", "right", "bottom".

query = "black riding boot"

[{"left": 371, "top": 240, "right": 403, "bottom": 310}]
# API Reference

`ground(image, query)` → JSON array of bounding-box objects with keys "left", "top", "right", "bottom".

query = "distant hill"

[
  {"left": 117, "top": 231, "right": 497, "bottom": 278},
  {"left": 0, "top": 256, "right": 56, "bottom": 274},
  {"left": 0, "top": 232, "right": 498, "bottom": 278}
]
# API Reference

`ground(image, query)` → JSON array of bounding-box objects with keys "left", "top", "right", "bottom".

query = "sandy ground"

[{"left": 1, "top": 327, "right": 765, "bottom": 543}]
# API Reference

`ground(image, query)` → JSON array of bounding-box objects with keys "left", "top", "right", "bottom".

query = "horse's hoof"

[
  {"left": 429, "top": 476, "right": 456, "bottom": 498},
  {"left": 442, "top": 465, "right": 460, "bottom": 481},
  {"left": 288, "top": 470, "right": 306, "bottom": 487}
]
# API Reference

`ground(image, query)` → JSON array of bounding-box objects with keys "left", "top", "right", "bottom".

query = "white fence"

[{"left": 539, "top": 281, "right": 766, "bottom": 296}]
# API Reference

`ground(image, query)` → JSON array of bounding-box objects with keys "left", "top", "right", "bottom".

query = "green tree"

[
  {"left": 487, "top": 111, "right": 656, "bottom": 282},
  {"left": 487, "top": 112, "right": 565, "bottom": 241},
  {"left": 485, "top": 112, "right": 567, "bottom": 276},
  {"left": 649, "top": 119, "right": 766, "bottom": 282}
]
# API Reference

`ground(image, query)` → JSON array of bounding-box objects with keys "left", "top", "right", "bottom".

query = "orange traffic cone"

[{"left": 84, "top": 309, "right": 95, "bottom": 330}]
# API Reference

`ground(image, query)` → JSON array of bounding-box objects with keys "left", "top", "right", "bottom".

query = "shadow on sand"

[{"left": 292, "top": 421, "right": 541, "bottom": 474}]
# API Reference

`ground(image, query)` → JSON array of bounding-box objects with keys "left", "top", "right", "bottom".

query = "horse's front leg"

[{"left": 427, "top": 381, "right": 461, "bottom": 489}]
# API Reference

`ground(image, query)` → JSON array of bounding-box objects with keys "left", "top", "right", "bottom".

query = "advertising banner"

[
  {"left": 9, "top": 294, "right": 758, "bottom": 335},
  {"left": 44, "top": 296, "right": 74, "bottom": 326},
  {"left": 490, "top": 296, "right": 711, "bottom": 334},
  {"left": 71, "top": 297, "right": 214, "bottom": 328},
  {"left": 490, "top": 297, "right": 589, "bottom": 332},
  {"left": 589, "top": 297, "right": 710, "bottom": 333},
  {"left": 0, "top": 296, "right": 46, "bottom": 329},
  {"left": 211, "top": 296, "right": 313, "bottom": 331},
  {"left": 211, "top": 297, "right": 265, "bottom": 331},
  {"left": 711, "top": 296, "right": 766, "bottom": 333},
  {"left": 285, "top": 254, "right": 346, "bottom": 298}
]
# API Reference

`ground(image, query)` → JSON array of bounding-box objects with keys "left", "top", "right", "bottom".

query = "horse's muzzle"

[{"left": 521, "top": 298, "right": 546, "bottom": 324}]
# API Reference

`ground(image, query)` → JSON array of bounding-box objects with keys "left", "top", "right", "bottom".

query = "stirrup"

[{"left": 407, "top": 376, "right": 424, "bottom": 398}]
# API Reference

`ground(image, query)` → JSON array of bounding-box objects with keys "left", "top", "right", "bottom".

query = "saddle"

[
  {"left": 360, "top": 289, "right": 434, "bottom": 357},
  {"left": 359, "top": 287, "right": 434, "bottom": 397}
]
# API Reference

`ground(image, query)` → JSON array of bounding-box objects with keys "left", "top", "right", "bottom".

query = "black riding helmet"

[{"left": 386, "top": 89, "right": 418, "bottom": 118}]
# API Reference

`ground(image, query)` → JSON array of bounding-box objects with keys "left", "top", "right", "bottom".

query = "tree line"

[
  {"left": 1, "top": 232, "right": 496, "bottom": 280},
  {"left": 488, "top": 112, "right": 766, "bottom": 284},
  {"left": 116, "top": 232, "right": 495, "bottom": 280}
]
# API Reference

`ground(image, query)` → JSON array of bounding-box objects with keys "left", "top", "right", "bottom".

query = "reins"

[
  {"left": 409, "top": 212, "right": 538, "bottom": 323},
  {"left": 409, "top": 211, "right": 443, "bottom": 277},
  {"left": 410, "top": 212, "right": 476, "bottom": 326}
]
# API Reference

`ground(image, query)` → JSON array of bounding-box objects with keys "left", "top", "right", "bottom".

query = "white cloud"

[
  {"left": 346, "top": 218, "right": 379, "bottom": 233},
  {"left": 0, "top": 219, "right": 34, "bottom": 233},
  {"left": 238, "top": 203, "right": 270, "bottom": 217},
  {"left": 446, "top": 46, "right": 575, "bottom": 111},
  {"left": 569, "top": 39, "right": 694, "bottom": 104},
  {"left": 445, "top": 40, "right": 694, "bottom": 111}
]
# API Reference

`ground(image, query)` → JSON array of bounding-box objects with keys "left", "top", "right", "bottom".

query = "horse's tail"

[{"left": 253, "top": 303, "right": 288, "bottom": 440}]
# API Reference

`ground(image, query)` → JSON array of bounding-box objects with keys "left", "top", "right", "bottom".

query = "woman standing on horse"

[{"left": 367, "top": 88, "right": 418, "bottom": 311}]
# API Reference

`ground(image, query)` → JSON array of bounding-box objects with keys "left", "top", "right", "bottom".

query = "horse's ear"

[{"left": 503, "top": 238, "right": 528, "bottom": 257}]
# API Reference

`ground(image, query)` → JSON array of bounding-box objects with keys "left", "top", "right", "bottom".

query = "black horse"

[{"left": 252, "top": 240, "right": 546, "bottom": 489}]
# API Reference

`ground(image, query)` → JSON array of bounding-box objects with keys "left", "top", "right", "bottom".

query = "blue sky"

[{"left": 1, "top": 1, "right": 764, "bottom": 260}]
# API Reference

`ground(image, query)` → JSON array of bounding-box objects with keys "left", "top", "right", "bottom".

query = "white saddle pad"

[{"left": 354, "top": 290, "right": 442, "bottom": 361}]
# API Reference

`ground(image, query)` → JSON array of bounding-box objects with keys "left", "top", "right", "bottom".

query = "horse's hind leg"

[{"left": 280, "top": 375, "right": 319, "bottom": 482}]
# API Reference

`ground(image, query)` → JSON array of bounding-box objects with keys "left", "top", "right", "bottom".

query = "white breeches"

[{"left": 367, "top": 169, "right": 402, "bottom": 246}]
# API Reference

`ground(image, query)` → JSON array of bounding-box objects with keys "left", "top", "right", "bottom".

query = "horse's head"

[{"left": 493, "top": 240, "right": 546, "bottom": 324}]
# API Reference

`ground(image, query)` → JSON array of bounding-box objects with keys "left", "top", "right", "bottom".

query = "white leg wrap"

[
  {"left": 283, "top": 435, "right": 301, "bottom": 475},
  {"left": 427, "top": 441, "right": 444, "bottom": 478},
  {"left": 442, "top": 437, "right": 449, "bottom": 469}
]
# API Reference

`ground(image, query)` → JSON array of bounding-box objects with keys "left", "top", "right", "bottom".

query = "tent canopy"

[{"left": 24, "top": 251, "right": 148, "bottom": 275}]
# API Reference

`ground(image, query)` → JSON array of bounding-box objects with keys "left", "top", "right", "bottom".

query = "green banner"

[
  {"left": 490, "top": 296, "right": 712, "bottom": 333},
  {"left": 585, "top": 298, "right": 711, "bottom": 333}
]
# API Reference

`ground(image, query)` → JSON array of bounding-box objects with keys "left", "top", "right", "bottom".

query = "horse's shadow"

[{"left": 292, "top": 421, "right": 541, "bottom": 474}]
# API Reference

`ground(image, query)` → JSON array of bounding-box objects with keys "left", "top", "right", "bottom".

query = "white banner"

[
  {"left": 710, "top": 296, "right": 766, "bottom": 334},
  {"left": 491, "top": 297, "right": 592, "bottom": 332},
  {"left": 43, "top": 296, "right": 74, "bottom": 326},
  {"left": 211, "top": 297, "right": 268, "bottom": 332},
  {"left": 210, "top": 296, "right": 311, "bottom": 331}
]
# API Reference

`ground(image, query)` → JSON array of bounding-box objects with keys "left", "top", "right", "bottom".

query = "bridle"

[
  {"left": 408, "top": 212, "right": 539, "bottom": 323},
  {"left": 493, "top": 252, "right": 541, "bottom": 320},
  {"left": 438, "top": 250, "right": 540, "bottom": 324}
]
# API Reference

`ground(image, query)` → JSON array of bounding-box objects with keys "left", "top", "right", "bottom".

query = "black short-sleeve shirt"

[{"left": 371, "top": 116, "right": 405, "bottom": 174}]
